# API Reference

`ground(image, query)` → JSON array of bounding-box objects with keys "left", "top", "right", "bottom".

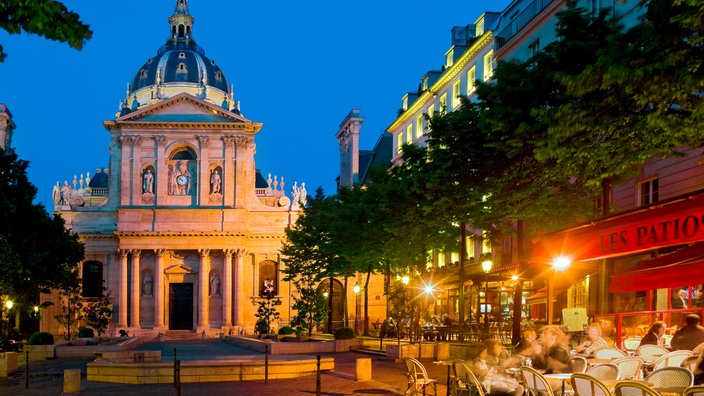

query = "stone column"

[
  {"left": 154, "top": 249, "right": 165, "bottom": 330},
  {"left": 234, "top": 251, "right": 246, "bottom": 326},
  {"left": 223, "top": 249, "right": 233, "bottom": 328},
  {"left": 130, "top": 249, "right": 141, "bottom": 328},
  {"left": 118, "top": 250, "right": 128, "bottom": 328},
  {"left": 198, "top": 249, "right": 210, "bottom": 330}
]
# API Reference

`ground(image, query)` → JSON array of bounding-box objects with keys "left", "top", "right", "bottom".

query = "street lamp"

[
  {"left": 548, "top": 255, "right": 571, "bottom": 325},
  {"left": 353, "top": 283, "right": 361, "bottom": 334},
  {"left": 482, "top": 257, "right": 493, "bottom": 334}
]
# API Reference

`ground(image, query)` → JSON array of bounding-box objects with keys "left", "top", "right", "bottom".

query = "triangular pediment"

[
  {"left": 164, "top": 263, "right": 195, "bottom": 275},
  {"left": 116, "top": 93, "right": 251, "bottom": 124}
]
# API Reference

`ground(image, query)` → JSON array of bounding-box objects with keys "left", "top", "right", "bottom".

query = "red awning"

[{"left": 609, "top": 248, "right": 704, "bottom": 292}]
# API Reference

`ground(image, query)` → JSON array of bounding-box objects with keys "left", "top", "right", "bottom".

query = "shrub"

[
  {"left": 278, "top": 326, "right": 295, "bottom": 335},
  {"left": 333, "top": 327, "right": 355, "bottom": 340},
  {"left": 78, "top": 327, "right": 95, "bottom": 338},
  {"left": 29, "top": 332, "right": 55, "bottom": 345}
]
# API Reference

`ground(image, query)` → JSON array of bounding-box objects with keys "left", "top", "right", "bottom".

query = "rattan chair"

[
  {"left": 594, "top": 347, "right": 628, "bottom": 359},
  {"left": 683, "top": 385, "right": 704, "bottom": 396},
  {"left": 586, "top": 363, "right": 620, "bottom": 381},
  {"left": 644, "top": 366, "right": 694, "bottom": 388},
  {"left": 521, "top": 366, "right": 555, "bottom": 396},
  {"left": 572, "top": 356, "right": 588, "bottom": 373},
  {"left": 571, "top": 373, "right": 612, "bottom": 396},
  {"left": 623, "top": 338, "right": 642, "bottom": 353},
  {"left": 652, "top": 350, "right": 693, "bottom": 370},
  {"left": 451, "top": 360, "right": 485, "bottom": 396},
  {"left": 692, "top": 341, "right": 704, "bottom": 356},
  {"left": 614, "top": 380, "right": 661, "bottom": 396},
  {"left": 612, "top": 356, "right": 645, "bottom": 380},
  {"left": 636, "top": 344, "right": 670, "bottom": 360},
  {"left": 403, "top": 356, "right": 439, "bottom": 395},
  {"left": 680, "top": 355, "right": 699, "bottom": 372}
]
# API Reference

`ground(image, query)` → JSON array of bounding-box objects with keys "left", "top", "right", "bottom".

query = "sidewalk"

[{"left": 0, "top": 341, "right": 453, "bottom": 396}]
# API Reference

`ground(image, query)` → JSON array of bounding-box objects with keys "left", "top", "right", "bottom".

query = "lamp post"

[
  {"left": 548, "top": 256, "right": 571, "bottom": 325},
  {"left": 482, "top": 257, "right": 493, "bottom": 336},
  {"left": 353, "top": 283, "right": 361, "bottom": 335}
]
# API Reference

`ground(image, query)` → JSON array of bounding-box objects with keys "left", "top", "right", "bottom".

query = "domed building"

[{"left": 46, "top": 0, "right": 304, "bottom": 337}]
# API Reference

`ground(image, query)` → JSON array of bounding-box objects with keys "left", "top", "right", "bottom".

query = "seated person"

[
  {"left": 533, "top": 326, "right": 574, "bottom": 374},
  {"left": 671, "top": 313, "right": 704, "bottom": 351},
  {"left": 485, "top": 338, "right": 511, "bottom": 368},
  {"left": 639, "top": 321, "right": 667, "bottom": 347},
  {"left": 472, "top": 344, "right": 524, "bottom": 396},
  {"left": 574, "top": 324, "right": 609, "bottom": 356},
  {"left": 510, "top": 329, "right": 542, "bottom": 366}
]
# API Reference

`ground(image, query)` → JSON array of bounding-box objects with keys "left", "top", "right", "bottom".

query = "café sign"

[{"left": 532, "top": 195, "right": 704, "bottom": 263}]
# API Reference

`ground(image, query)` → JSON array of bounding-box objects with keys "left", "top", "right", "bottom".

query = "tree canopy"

[
  {"left": 0, "top": 0, "right": 92, "bottom": 62},
  {"left": 0, "top": 148, "right": 84, "bottom": 311}
]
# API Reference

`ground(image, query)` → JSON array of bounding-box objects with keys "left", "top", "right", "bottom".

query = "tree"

[
  {"left": 54, "top": 282, "right": 82, "bottom": 340},
  {"left": 0, "top": 148, "right": 84, "bottom": 337},
  {"left": 82, "top": 288, "right": 112, "bottom": 336},
  {"left": 0, "top": 0, "right": 92, "bottom": 61},
  {"left": 254, "top": 281, "right": 281, "bottom": 335}
]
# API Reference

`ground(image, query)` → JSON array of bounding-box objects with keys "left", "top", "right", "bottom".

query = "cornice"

[
  {"left": 107, "top": 121, "right": 263, "bottom": 132},
  {"left": 386, "top": 32, "right": 495, "bottom": 132},
  {"left": 115, "top": 231, "right": 246, "bottom": 237}
]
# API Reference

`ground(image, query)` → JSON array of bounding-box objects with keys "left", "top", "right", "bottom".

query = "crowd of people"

[{"left": 455, "top": 312, "right": 704, "bottom": 395}]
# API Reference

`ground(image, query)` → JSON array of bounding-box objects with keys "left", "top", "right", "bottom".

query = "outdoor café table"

[
  {"left": 433, "top": 360, "right": 454, "bottom": 396},
  {"left": 543, "top": 373, "right": 573, "bottom": 396}
]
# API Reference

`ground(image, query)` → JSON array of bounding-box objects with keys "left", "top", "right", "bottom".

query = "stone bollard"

[
  {"left": 0, "top": 352, "right": 17, "bottom": 377},
  {"left": 63, "top": 369, "right": 81, "bottom": 393},
  {"left": 356, "top": 357, "right": 372, "bottom": 381}
]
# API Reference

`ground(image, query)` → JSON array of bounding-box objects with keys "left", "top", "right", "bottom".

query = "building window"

[
  {"left": 259, "top": 260, "right": 278, "bottom": 296},
  {"left": 82, "top": 261, "right": 103, "bottom": 297},
  {"left": 139, "top": 69, "right": 148, "bottom": 79},
  {"left": 483, "top": 50, "right": 494, "bottom": 81},
  {"left": 416, "top": 115, "right": 424, "bottom": 138},
  {"left": 452, "top": 80, "right": 461, "bottom": 109},
  {"left": 428, "top": 104, "right": 435, "bottom": 120},
  {"left": 529, "top": 39, "right": 540, "bottom": 58},
  {"left": 406, "top": 124, "right": 413, "bottom": 144},
  {"left": 637, "top": 178, "right": 659, "bottom": 206},
  {"left": 467, "top": 66, "right": 476, "bottom": 94},
  {"left": 439, "top": 93, "right": 447, "bottom": 115}
]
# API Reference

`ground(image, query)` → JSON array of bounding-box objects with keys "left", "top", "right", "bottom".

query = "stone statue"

[
  {"left": 168, "top": 164, "right": 176, "bottom": 195},
  {"left": 60, "top": 180, "right": 72, "bottom": 205},
  {"left": 52, "top": 181, "right": 61, "bottom": 204},
  {"left": 210, "top": 273, "right": 221, "bottom": 296},
  {"left": 143, "top": 169, "right": 154, "bottom": 194},
  {"left": 210, "top": 169, "right": 221, "bottom": 194},
  {"left": 142, "top": 274, "right": 153, "bottom": 296}
]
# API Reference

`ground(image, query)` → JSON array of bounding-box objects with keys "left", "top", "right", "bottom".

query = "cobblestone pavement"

[{"left": 0, "top": 340, "right": 453, "bottom": 396}]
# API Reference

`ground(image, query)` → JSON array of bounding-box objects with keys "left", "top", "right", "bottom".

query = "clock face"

[{"left": 176, "top": 175, "right": 188, "bottom": 186}]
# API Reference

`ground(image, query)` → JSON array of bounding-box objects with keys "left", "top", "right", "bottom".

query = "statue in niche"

[
  {"left": 142, "top": 274, "right": 153, "bottom": 296},
  {"left": 210, "top": 169, "right": 221, "bottom": 194},
  {"left": 210, "top": 273, "right": 221, "bottom": 296},
  {"left": 52, "top": 181, "right": 61, "bottom": 204},
  {"left": 167, "top": 164, "right": 176, "bottom": 195},
  {"left": 142, "top": 169, "right": 154, "bottom": 194}
]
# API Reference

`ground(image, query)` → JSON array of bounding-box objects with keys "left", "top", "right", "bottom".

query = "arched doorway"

[{"left": 317, "top": 279, "right": 344, "bottom": 331}]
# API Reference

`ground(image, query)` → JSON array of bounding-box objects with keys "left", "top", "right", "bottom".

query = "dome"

[{"left": 122, "top": 0, "right": 237, "bottom": 113}]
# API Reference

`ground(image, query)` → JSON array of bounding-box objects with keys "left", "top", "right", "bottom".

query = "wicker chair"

[
  {"left": 586, "top": 363, "right": 620, "bottom": 381},
  {"left": 521, "top": 366, "right": 555, "bottom": 396},
  {"left": 652, "top": 350, "right": 693, "bottom": 370},
  {"left": 683, "top": 385, "right": 704, "bottom": 396},
  {"left": 623, "top": 338, "right": 642, "bottom": 353},
  {"left": 451, "top": 360, "right": 486, "bottom": 396},
  {"left": 403, "top": 356, "right": 438, "bottom": 395},
  {"left": 636, "top": 344, "right": 670, "bottom": 360},
  {"left": 692, "top": 341, "right": 704, "bottom": 356},
  {"left": 571, "top": 373, "right": 612, "bottom": 396},
  {"left": 572, "top": 356, "right": 588, "bottom": 374},
  {"left": 645, "top": 366, "right": 694, "bottom": 388},
  {"left": 614, "top": 380, "right": 661, "bottom": 396},
  {"left": 594, "top": 347, "right": 628, "bottom": 360},
  {"left": 612, "top": 356, "right": 645, "bottom": 380},
  {"left": 680, "top": 356, "right": 699, "bottom": 372}
]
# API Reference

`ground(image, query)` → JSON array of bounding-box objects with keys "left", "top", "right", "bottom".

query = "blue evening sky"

[{"left": 1, "top": 0, "right": 511, "bottom": 209}]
